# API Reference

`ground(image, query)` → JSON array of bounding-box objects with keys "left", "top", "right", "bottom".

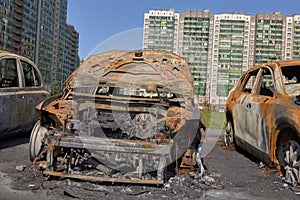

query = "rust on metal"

[
  {"left": 43, "top": 171, "right": 164, "bottom": 185},
  {"left": 30, "top": 50, "right": 205, "bottom": 184},
  {"left": 225, "top": 60, "right": 300, "bottom": 186}
]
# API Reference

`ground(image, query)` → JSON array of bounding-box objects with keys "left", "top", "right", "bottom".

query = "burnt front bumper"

[{"left": 44, "top": 136, "right": 171, "bottom": 184}]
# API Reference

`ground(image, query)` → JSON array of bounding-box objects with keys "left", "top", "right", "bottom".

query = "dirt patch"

[{"left": 217, "top": 138, "right": 236, "bottom": 151}]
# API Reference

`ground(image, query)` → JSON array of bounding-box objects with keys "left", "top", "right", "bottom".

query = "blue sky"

[{"left": 67, "top": 0, "right": 300, "bottom": 59}]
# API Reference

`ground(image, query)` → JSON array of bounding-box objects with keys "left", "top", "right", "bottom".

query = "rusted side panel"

[{"left": 225, "top": 60, "right": 300, "bottom": 165}]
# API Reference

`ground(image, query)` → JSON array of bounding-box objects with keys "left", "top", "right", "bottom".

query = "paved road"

[
  {"left": 0, "top": 133, "right": 55, "bottom": 200},
  {"left": 203, "top": 128, "right": 298, "bottom": 200},
  {"left": 0, "top": 130, "right": 298, "bottom": 200}
]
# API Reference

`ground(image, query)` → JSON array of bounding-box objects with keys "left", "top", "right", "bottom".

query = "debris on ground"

[
  {"left": 5, "top": 163, "right": 224, "bottom": 199},
  {"left": 259, "top": 162, "right": 265, "bottom": 169},
  {"left": 15, "top": 165, "right": 26, "bottom": 172}
]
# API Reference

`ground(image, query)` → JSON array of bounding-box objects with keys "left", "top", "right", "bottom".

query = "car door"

[
  {"left": 240, "top": 67, "right": 274, "bottom": 153},
  {"left": 232, "top": 68, "right": 260, "bottom": 142},
  {"left": 0, "top": 56, "right": 26, "bottom": 135},
  {"left": 18, "top": 58, "right": 49, "bottom": 129}
]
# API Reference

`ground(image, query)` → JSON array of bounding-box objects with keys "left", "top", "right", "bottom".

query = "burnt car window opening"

[
  {"left": 0, "top": 58, "right": 18, "bottom": 88},
  {"left": 21, "top": 60, "right": 41, "bottom": 87},
  {"left": 281, "top": 66, "right": 300, "bottom": 96},
  {"left": 242, "top": 69, "right": 259, "bottom": 93},
  {"left": 259, "top": 68, "right": 274, "bottom": 97}
]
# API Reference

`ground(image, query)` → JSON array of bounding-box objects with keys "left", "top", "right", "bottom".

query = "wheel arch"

[
  {"left": 270, "top": 117, "right": 300, "bottom": 165},
  {"left": 225, "top": 110, "right": 234, "bottom": 129}
]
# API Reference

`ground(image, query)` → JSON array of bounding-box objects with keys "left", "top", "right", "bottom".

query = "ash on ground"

[{"left": 7, "top": 164, "right": 224, "bottom": 200}]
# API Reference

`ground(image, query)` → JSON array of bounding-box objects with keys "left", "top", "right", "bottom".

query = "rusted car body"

[
  {"left": 225, "top": 60, "right": 300, "bottom": 186},
  {"left": 0, "top": 51, "right": 49, "bottom": 138},
  {"left": 30, "top": 50, "right": 205, "bottom": 184}
]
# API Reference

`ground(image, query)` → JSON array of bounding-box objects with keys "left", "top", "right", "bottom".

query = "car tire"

[
  {"left": 282, "top": 140, "right": 300, "bottom": 186},
  {"left": 29, "top": 120, "right": 47, "bottom": 161},
  {"left": 224, "top": 120, "right": 234, "bottom": 147}
]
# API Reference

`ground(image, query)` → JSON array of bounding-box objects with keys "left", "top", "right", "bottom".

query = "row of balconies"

[
  {"left": 183, "top": 28, "right": 209, "bottom": 32},
  {"left": 184, "top": 19, "right": 209, "bottom": 24},
  {"left": 12, "top": 20, "right": 22, "bottom": 29},
  {"left": 149, "top": 17, "right": 174, "bottom": 22},
  {"left": 149, "top": 22, "right": 174, "bottom": 25},
  {"left": 294, "top": 31, "right": 300, "bottom": 35},
  {"left": 183, "top": 32, "right": 209, "bottom": 37},
  {"left": 183, "top": 24, "right": 209, "bottom": 29},
  {"left": 219, "top": 58, "right": 243, "bottom": 62},
  {"left": 182, "top": 39, "right": 209, "bottom": 44},
  {"left": 219, "top": 27, "right": 244, "bottom": 31},
  {"left": 293, "top": 37, "right": 300, "bottom": 41},
  {"left": 219, "top": 20, "right": 245, "bottom": 25}
]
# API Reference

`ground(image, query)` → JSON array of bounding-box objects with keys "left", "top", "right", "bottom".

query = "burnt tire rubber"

[
  {"left": 283, "top": 140, "right": 300, "bottom": 186},
  {"left": 224, "top": 121, "right": 234, "bottom": 147},
  {"left": 29, "top": 120, "right": 47, "bottom": 162}
]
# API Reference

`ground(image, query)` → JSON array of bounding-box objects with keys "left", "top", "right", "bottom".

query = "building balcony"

[
  {"left": 14, "top": 5, "right": 23, "bottom": 14},
  {"left": 13, "top": 20, "right": 22, "bottom": 28},
  {"left": 14, "top": 0, "right": 23, "bottom": 7},
  {"left": 13, "top": 13, "right": 22, "bottom": 21},
  {"left": 12, "top": 28, "right": 22, "bottom": 36},
  {"left": 12, "top": 41, "right": 21, "bottom": 50}
]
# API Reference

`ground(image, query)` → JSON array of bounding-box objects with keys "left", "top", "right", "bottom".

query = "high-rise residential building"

[
  {"left": 177, "top": 10, "right": 210, "bottom": 101},
  {"left": 210, "top": 13, "right": 253, "bottom": 107},
  {"left": 143, "top": 9, "right": 179, "bottom": 52},
  {"left": 36, "top": 0, "right": 56, "bottom": 85},
  {"left": 254, "top": 12, "right": 284, "bottom": 64},
  {"left": 0, "top": 0, "right": 38, "bottom": 59},
  {"left": 143, "top": 9, "right": 300, "bottom": 110},
  {"left": 0, "top": 0, "right": 12, "bottom": 50},
  {"left": 292, "top": 15, "right": 300, "bottom": 60},
  {"left": 0, "top": 0, "right": 79, "bottom": 89},
  {"left": 66, "top": 25, "right": 79, "bottom": 74}
]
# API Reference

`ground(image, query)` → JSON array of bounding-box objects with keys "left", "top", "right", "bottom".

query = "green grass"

[{"left": 202, "top": 110, "right": 226, "bottom": 129}]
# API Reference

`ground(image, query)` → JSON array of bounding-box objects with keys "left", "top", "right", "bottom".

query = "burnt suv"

[
  {"left": 29, "top": 50, "right": 205, "bottom": 184},
  {"left": 225, "top": 60, "right": 300, "bottom": 186}
]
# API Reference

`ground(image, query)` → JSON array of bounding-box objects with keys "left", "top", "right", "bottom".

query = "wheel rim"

[
  {"left": 29, "top": 120, "right": 47, "bottom": 161},
  {"left": 283, "top": 140, "right": 300, "bottom": 186},
  {"left": 224, "top": 121, "right": 233, "bottom": 147}
]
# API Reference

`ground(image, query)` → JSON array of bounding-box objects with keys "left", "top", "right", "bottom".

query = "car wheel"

[
  {"left": 224, "top": 121, "right": 234, "bottom": 147},
  {"left": 29, "top": 120, "right": 47, "bottom": 161},
  {"left": 283, "top": 140, "right": 300, "bottom": 186}
]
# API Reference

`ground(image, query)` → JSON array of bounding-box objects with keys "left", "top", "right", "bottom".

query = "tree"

[{"left": 50, "top": 81, "right": 62, "bottom": 95}]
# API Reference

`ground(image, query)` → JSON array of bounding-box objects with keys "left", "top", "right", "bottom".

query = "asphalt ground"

[{"left": 0, "top": 130, "right": 299, "bottom": 200}]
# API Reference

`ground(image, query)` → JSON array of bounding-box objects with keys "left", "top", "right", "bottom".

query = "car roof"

[
  {"left": 0, "top": 50, "right": 22, "bottom": 57},
  {"left": 273, "top": 60, "right": 300, "bottom": 68},
  {"left": 246, "top": 60, "right": 300, "bottom": 72},
  {"left": 0, "top": 50, "right": 35, "bottom": 64}
]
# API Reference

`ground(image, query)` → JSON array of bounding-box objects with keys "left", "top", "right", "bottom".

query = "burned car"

[
  {"left": 225, "top": 60, "right": 300, "bottom": 186},
  {"left": 29, "top": 50, "right": 205, "bottom": 184},
  {"left": 0, "top": 50, "right": 49, "bottom": 138}
]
